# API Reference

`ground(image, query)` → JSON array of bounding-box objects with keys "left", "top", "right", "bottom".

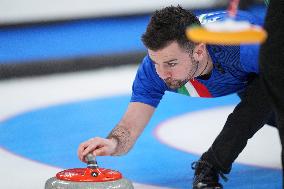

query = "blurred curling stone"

[{"left": 45, "top": 154, "right": 134, "bottom": 189}]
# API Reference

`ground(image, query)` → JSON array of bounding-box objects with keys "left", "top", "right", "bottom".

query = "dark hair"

[{"left": 142, "top": 5, "right": 200, "bottom": 51}]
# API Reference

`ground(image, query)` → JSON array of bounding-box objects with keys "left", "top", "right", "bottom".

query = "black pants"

[
  {"left": 259, "top": 0, "right": 284, "bottom": 186},
  {"left": 201, "top": 75, "right": 276, "bottom": 174}
]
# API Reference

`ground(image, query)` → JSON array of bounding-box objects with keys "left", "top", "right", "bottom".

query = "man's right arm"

[
  {"left": 78, "top": 102, "right": 155, "bottom": 162},
  {"left": 78, "top": 55, "right": 166, "bottom": 162}
]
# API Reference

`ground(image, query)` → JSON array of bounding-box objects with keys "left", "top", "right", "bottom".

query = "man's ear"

[{"left": 192, "top": 43, "right": 206, "bottom": 61}]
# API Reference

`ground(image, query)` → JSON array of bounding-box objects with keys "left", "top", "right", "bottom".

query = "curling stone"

[{"left": 45, "top": 154, "right": 134, "bottom": 189}]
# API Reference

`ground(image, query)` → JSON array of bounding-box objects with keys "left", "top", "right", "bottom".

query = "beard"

[
  {"left": 164, "top": 57, "right": 199, "bottom": 90},
  {"left": 164, "top": 77, "right": 189, "bottom": 89}
]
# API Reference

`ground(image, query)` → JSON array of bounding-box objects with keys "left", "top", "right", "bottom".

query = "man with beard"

[{"left": 77, "top": 6, "right": 275, "bottom": 189}]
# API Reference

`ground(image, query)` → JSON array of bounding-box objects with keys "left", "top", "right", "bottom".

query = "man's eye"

[{"left": 168, "top": 63, "right": 177, "bottom": 67}]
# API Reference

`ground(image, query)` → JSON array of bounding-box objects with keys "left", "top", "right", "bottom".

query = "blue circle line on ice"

[{"left": 0, "top": 93, "right": 281, "bottom": 188}]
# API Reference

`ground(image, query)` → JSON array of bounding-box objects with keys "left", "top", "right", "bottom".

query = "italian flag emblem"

[{"left": 177, "top": 79, "right": 212, "bottom": 97}]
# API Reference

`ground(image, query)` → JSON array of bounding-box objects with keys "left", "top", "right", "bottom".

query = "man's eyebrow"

[{"left": 163, "top": 59, "right": 178, "bottom": 64}]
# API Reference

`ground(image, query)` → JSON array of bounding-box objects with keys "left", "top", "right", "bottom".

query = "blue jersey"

[{"left": 131, "top": 10, "right": 264, "bottom": 108}]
